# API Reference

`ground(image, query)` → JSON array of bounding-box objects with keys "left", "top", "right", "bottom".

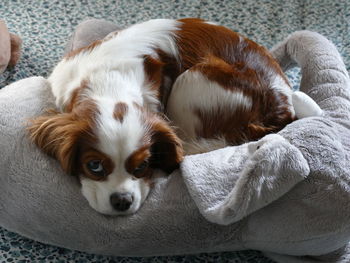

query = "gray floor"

[{"left": 0, "top": 0, "right": 349, "bottom": 262}]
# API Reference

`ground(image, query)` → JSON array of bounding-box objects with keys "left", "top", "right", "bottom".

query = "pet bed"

[{"left": 0, "top": 19, "right": 349, "bottom": 263}]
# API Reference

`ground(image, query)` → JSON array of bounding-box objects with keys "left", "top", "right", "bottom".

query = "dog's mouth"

[
  {"left": 85, "top": 193, "right": 145, "bottom": 216},
  {"left": 80, "top": 176, "right": 152, "bottom": 216}
]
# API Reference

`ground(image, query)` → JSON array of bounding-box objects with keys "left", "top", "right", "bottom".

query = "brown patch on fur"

[
  {"left": 64, "top": 80, "right": 90, "bottom": 112},
  {"left": 195, "top": 107, "right": 277, "bottom": 145},
  {"left": 175, "top": 18, "right": 289, "bottom": 83},
  {"left": 143, "top": 55, "right": 165, "bottom": 95},
  {"left": 134, "top": 105, "right": 183, "bottom": 174},
  {"left": 194, "top": 55, "right": 260, "bottom": 87},
  {"left": 114, "top": 102, "right": 128, "bottom": 122},
  {"left": 148, "top": 115, "right": 184, "bottom": 173},
  {"left": 190, "top": 58, "right": 294, "bottom": 144},
  {"left": 27, "top": 99, "right": 99, "bottom": 175},
  {"left": 79, "top": 148, "right": 115, "bottom": 181},
  {"left": 155, "top": 49, "right": 182, "bottom": 107},
  {"left": 125, "top": 145, "right": 152, "bottom": 177}
]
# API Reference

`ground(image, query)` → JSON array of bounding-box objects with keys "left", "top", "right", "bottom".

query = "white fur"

[
  {"left": 82, "top": 92, "right": 153, "bottom": 215},
  {"left": 81, "top": 172, "right": 150, "bottom": 215}
]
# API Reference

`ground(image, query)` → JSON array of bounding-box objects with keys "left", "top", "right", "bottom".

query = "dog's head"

[{"left": 28, "top": 94, "right": 183, "bottom": 215}]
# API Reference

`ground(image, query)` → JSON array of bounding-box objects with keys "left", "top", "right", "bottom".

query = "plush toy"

[{"left": 0, "top": 20, "right": 22, "bottom": 74}]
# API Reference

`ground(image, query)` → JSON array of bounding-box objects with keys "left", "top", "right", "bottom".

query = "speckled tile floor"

[{"left": 0, "top": 0, "right": 349, "bottom": 262}]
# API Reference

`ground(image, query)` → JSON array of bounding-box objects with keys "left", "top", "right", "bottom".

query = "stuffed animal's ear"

[
  {"left": 149, "top": 118, "right": 184, "bottom": 174},
  {"left": 27, "top": 111, "right": 88, "bottom": 175},
  {"left": 8, "top": 33, "right": 22, "bottom": 67}
]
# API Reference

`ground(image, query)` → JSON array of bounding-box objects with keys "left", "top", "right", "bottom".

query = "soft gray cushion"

[{"left": 0, "top": 20, "right": 349, "bottom": 263}]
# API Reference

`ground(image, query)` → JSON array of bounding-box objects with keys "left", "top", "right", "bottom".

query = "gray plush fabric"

[
  {"left": 0, "top": 20, "right": 349, "bottom": 263},
  {"left": 64, "top": 19, "right": 121, "bottom": 54}
]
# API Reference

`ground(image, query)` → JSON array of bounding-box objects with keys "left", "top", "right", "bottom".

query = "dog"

[{"left": 28, "top": 18, "right": 306, "bottom": 215}]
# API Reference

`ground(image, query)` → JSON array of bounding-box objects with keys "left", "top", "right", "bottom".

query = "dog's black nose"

[{"left": 110, "top": 192, "right": 133, "bottom": 212}]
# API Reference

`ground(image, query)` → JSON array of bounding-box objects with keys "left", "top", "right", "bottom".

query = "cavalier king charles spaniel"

[{"left": 28, "top": 18, "right": 305, "bottom": 215}]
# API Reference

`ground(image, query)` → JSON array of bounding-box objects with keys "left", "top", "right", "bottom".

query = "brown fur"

[
  {"left": 125, "top": 104, "right": 183, "bottom": 175},
  {"left": 148, "top": 116, "right": 184, "bottom": 173},
  {"left": 27, "top": 99, "right": 99, "bottom": 174},
  {"left": 143, "top": 55, "right": 165, "bottom": 96},
  {"left": 65, "top": 80, "right": 90, "bottom": 112},
  {"left": 136, "top": 106, "right": 184, "bottom": 174},
  {"left": 175, "top": 18, "right": 288, "bottom": 82},
  {"left": 114, "top": 102, "right": 128, "bottom": 123},
  {"left": 125, "top": 145, "right": 152, "bottom": 178},
  {"left": 79, "top": 148, "right": 115, "bottom": 181}
]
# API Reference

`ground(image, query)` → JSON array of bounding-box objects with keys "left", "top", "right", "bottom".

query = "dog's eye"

[
  {"left": 86, "top": 160, "right": 105, "bottom": 176},
  {"left": 133, "top": 161, "right": 149, "bottom": 178}
]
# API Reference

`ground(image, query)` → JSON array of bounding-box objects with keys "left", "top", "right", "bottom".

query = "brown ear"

[
  {"left": 149, "top": 118, "right": 184, "bottom": 174},
  {"left": 143, "top": 55, "right": 164, "bottom": 86},
  {"left": 247, "top": 123, "right": 276, "bottom": 140},
  {"left": 27, "top": 111, "right": 89, "bottom": 175}
]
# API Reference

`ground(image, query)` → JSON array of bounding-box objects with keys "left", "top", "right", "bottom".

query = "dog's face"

[{"left": 28, "top": 90, "right": 183, "bottom": 215}]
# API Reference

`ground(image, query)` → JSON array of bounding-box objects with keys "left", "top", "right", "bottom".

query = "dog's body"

[{"left": 29, "top": 18, "right": 298, "bottom": 215}]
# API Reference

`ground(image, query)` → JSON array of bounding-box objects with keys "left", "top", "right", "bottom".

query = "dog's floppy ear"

[
  {"left": 27, "top": 111, "right": 90, "bottom": 175},
  {"left": 149, "top": 118, "right": 184, "bottom": 174},
  {"left": 143, "top": 55, "right": 164, "bottom": 88}
]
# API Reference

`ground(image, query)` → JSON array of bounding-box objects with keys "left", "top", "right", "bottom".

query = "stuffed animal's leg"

[{"left": 292, "top": 91, "right": 323, "bottom": 118}]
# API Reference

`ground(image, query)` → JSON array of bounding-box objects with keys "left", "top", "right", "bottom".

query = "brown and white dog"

[{"left": 28, "top": 18, "right": 317, "bottom": 215}]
